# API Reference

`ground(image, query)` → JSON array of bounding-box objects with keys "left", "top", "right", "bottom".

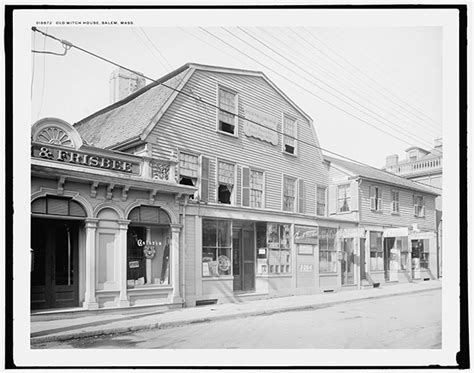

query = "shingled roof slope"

[
  {"left": 74, "top": 65, "right": 190, "bottom": 149},
  {"left": 324, "top": 155, "right": 439, "bottom": 195}
]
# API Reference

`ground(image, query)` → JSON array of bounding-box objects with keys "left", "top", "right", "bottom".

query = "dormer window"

[
  {"left": 283, "top": 115, "right": 297, "bottom": 155},
  {"left": 218, "top": 87, "right": 237, "bottom": 136}
]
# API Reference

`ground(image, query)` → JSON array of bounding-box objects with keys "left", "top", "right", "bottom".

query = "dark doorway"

[
  {"left": 31, "top": 218, "right": 80, "bottom": 310},
  {"left": 359, "top": 238, "right": 366, "bottom": 281},
  {"left": 233, "top": 227, "right": 255, "bottom": 292}
]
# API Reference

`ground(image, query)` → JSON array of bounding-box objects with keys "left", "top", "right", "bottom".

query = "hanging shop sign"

[
  {"left": 243, "top": 107, "right": 279, "bottom": 145},
  {"left": 294, "top": 225, "right": 319, "bottom": 244},
  {"left": 129, "top": 261, "right": 140, "bottom": 268},
  {"left": 297, "top": 244, "right": 314, "bottom": 255},
  {"left": 32, "top": 144, "right": 140, "bottom": 174}
]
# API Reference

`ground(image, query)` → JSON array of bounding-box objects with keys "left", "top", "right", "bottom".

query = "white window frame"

[
  {"left": 216, "top": 159, "right": 236, "bottom": 205},
  {"left": 413, "top": 195, "right": 425, "bottom": 217},
  {"left": 391, "top": 189, "right": 400, "bottom": 214},
  {"left": 282, "top": 175, "right": 297, "bottom": 212},
  {"left": 316, "top": 185, "right": 327, "bottom": 216},
  {"left": 337, "top": 184, "right": 351, "bottom": 213},
  {"left": 282, "top": 113, "right": 298, "bottom": 156},
  {"left": 249, "top": 168, "right": 265, "bottom": 209},
  {"left": 370, "top": 186, "right": 383, "bottom": 212},
  {"left": 216, "top": 85, "right": 238, "bottom": 138}
]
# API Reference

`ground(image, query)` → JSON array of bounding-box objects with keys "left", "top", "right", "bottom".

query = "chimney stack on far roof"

[
  {"left": 385, "top": 154, "right": 399, "bottom": 168},
  {"left": 109, "top": 68, "right": 146, "bottom": 104}
]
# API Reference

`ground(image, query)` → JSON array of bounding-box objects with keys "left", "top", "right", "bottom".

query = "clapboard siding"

[
  {"left": 359, "top": 180, "right": 436, "bottom": 230},
  {"left": 146, "top": 69, "right": 328, "bottom": 214}
]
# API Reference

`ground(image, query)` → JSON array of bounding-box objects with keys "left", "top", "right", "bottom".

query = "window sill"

[
  {"left": 370, "top": 209, "right": 383, "bottom": 213},
  {"left": 282, "top": 150, "right": 298, "bottom": 158},
  {"left": 202, "top": 276, "right": 233, "bottom": 281},
  {"left": 336, "top": 211, "right": 353, "bottom": 215},
  {"left": 414, "top": 216, "right": 426, "bottom": 219},
  {"left": 127, "top": 285, "right": 172, "bottom": 292},
  {"left": 319, "top": 272, "right": 338, "bottom": 276},
  {"left": 369, "top": 270, "right": 385, "bottom": 273},
  {"left": 391, "top": 212, "right": 400, "bottom": 216},
  {"left": 217, "top": 129, "right": 238, "bottom": 138},
  {"left": 266, "top": 273, "right": 292, "bottom": 278}
]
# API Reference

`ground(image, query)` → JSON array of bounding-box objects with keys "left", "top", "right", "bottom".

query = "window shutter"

[
  {"left": 200, "top": 156, "right": 210, "bottom": 202},
  {"left": 350, "top": 181, "right": 359, "bottom": 211},
  {"left": 328, "top": 185, "right": 337, "bottom": 215},
  {"left": 242, "top": 167, "right": 250, "bottom": 207},
  {"left": 236, "top": 166, "right": 242, "bottom": 205},
  {"left": 298, "top": 179, "right": 305, "bottom": 213}
]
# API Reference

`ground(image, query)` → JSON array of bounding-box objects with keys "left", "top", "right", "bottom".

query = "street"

[{"left": 35, "top": 289, "right": 441, "bottom": 349}]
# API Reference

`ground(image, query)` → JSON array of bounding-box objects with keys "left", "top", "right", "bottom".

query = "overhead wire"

[
  {"left": 30, "top": 27, "right": 442, "bottom": 193},
  {"left": 131, "top": 28, "right": 169, "bottom": 73},
  {"left": 211, "top": 27, "right": 436, "bottom": 151},
  {"left": 234, "top": 27, "right": 437, "bottom": 151},
  {"left": 288, "top": 27, "right": 441, "bottom": 140},
  {"left": 138, "top": 27, "right": 173, "bottom": 70},
  {"left": 303, "top": 27, "right": 443, "bottom": 131}
]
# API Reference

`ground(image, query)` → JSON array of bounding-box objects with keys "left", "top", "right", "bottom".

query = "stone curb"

[{"left": 31, "top": 285, "right": 441, "bottom": 345}]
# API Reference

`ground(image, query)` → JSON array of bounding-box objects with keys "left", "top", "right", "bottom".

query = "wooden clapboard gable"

[{"left": 144, "top": 67, "right": 327, "bottom": 213}]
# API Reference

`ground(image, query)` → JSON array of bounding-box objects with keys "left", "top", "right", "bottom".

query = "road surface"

[{"left": 35, "top": 289, "right": 441, "bottom": 349}]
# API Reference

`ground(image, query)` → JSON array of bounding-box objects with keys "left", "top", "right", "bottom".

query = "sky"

[{"left": 30, "top": 20, "right": 443, "bottom": 168}]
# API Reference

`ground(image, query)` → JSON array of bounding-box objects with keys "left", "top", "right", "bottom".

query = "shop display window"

[
  {"left": 319, "top": 227, "right": 337, "bottom": 272},
  {"left": 370, "top": 231, "right": 384, "bottom": 271},
  {"left": 202, "top": 219, "right": 232, "bottom": 277},
  {"left": 255, "top": 222, "right": 292, "bottom": 274},
  {"left": 127, "top": 206, "right": 171, "bottom": 288},
  {"left": 412, "top": 239, "right": 430, "bottom": 269}
]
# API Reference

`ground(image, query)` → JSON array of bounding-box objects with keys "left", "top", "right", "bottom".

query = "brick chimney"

[
  {"left": 385, "top": 154, "right": 399, "bottom": 168},
  {"left": 109, "top": 68, "right": 146, "bottom": 104}
]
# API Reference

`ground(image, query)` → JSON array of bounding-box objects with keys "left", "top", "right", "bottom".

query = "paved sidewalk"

[{"left": 31, "top": 280, "right": 441, "bottom": 345}]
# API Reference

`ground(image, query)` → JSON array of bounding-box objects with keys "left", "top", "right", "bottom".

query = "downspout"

[{"left": 357, "top": 177, "right": 363, "bottom": 290}]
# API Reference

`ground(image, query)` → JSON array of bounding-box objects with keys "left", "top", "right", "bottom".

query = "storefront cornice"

[{"left": 31, "top": 160, "right": 196, "bottom": 195}]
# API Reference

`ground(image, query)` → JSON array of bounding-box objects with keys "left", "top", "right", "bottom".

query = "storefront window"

[
  {"left": 412, "top": 239, "right": 430, "bottom": 269},
  {"left": 370, "top": 231, "right": 384, "bottom": 271},
  {"left": 202, "top": 219, "right": 232, "bottom": 277},
  {"left": 127, "top": 206, "right": 171, "bottom": 287},
  {"left": 319, "top": 227, "right": 337, "bottom": 272},
  {"left": 266, "top": 223, "right": 291, "bottom": 274}
]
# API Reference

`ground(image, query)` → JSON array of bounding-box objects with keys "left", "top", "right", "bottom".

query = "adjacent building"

[
  {"left": 384, "top": 140, "right": 443, "bottom": 276},
  {"left": 325, "top": 155, "right": 440, "bottom": 285}
]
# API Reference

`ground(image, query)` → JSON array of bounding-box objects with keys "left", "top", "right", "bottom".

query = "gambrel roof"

[{"left": 74, "top": 63, "right": 313, "bottom": 149}]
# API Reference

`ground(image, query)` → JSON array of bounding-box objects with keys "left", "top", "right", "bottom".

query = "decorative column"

[
  {"left": 170, "top": 224, "right": 182, "bottom": 303},
  {"left": 83, "top": 218, "right": 99, "bottom": 310},
  {"left": 118, "top": 219, "right": 130, "bottom": 307}
]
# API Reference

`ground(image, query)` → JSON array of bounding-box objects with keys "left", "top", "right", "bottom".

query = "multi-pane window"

[
  {"left": 319, "top": 227, "right": 337, "bottom": 272},
  {"left": 369, "top": 231, "right": 383, "bottom": 271},
  {"left": 391, "top": 190, "right": 400, "bottom": 213},
  {"left": 202, "top": 219, "right": 232, "bottom": 277},
  {"left": 250, "top": 170, "right": 264, "bottom": 208},
  {"left": 267, "top": 223, "right": 291, "bottom": 274},
  {"left": 179, "top": 152, "right": 199, "bottom": 187},
  {"left": 337, "top": 184, "right": 350, "bottom": 213},
  {"left": 283, "top": 176, "right": 296, "bottom": 212},
  {"left": 413, "top": 195, "right": 425, "bottom": 217},
  {"left": 316, "top": 186, "right": 327, "bottom": 216},
  {"left": 218, "top": 88, "right": 237, "bottom": 135},
  {"left": 217, "top": 161, "right": 235, "bottom": 204},
  {"left": 283, "top": 115, "right": 297, "bottom": 155},
  {"left": 370, "top": 186, "right": 383, "bottom": 211}
]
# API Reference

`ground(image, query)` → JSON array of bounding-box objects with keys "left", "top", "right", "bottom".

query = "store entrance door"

[
  {"left": 233, "top": 228, "right": 255, "bottom": 292},
  {"left": 31, "top": 218, "right": 80, "bottom": 310},
  {"left": 341, "top": 238, "right": 355, "bottom": 285}
]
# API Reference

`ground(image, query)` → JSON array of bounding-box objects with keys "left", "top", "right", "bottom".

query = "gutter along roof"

[
  {"left": 324, "top": 155, "right": 439, "bottom": 196},
  {"left": 74, "top": 63, "right": 314, "bottom": 150}
]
